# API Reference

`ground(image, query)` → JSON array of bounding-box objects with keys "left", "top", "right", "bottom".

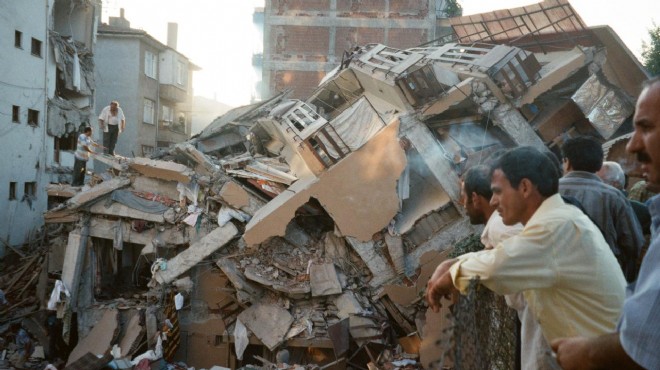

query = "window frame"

[
  {"left": 9, "top": 182, "right": 17, "bottom": 200},
  {"left": 31, "top": 37, "right": 42, "bottom": 57},
  {"left": 141, "top": 145, "right": 155, "bottom": 157},
  {"left": 144, "top": 50, "right": 157, "bottom": 79},
  {"left": 15, "top": 30, "right": 22, "bottom": 48},
  {"left": 176, "top": 61, "right": 186, "bottom": 85},
  {"left": 161, "top": 105, "right": 173, "bottom": 125},
  {"left": 24, "top": 182, "right": 36, "bottom": 198},
  {"left": 12, "top": 105, "right": 20, "bottom": 123},
  {"left": 143, "top": 98, "right": 155, "bottom": 124},
  {"left": 27, "top": 109, "right": 39, "bottom": 126}
]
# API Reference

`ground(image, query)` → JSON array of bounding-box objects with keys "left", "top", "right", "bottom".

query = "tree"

[
  {"left": 445, "top": 0, "right": 463, "bottom": 17},
  {"left": 642, "top": 22, "right": 660, "bottom": 76}
]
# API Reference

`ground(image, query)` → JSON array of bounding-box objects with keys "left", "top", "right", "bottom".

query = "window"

[
  {"left": 143, "top": 99, "right": 155, "bottom": 124},
  {"left": 145, "top": 51, "right": 157, "bottom": 78},
  {"left": 9, "top": 182, "right": 17, "bottom": 200},
  {"left": 31, "top": 38, "right": 42, "bottom": 57},
  {"left": 142, "top": 145, "right": 155, "bottom": 157},
  {"left": 161, "top": 105, "right": 173, "bottom": 125},
  {"left": 27, "top": 109, "right": 39, "bottom": 126},
  {"left": 176, "top": 61, "right": 186, "bottom": 85},
  {"left": 15, "top": 31, "right": 22, "bottom": 48},
  {"left": 12, "top": 105, "right": 20, "bottom": 123},
  {"left": 24, "top": 182, "right": 36, "bottom": 198}
]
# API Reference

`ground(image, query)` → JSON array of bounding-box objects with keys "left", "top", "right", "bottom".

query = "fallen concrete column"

[
  {"left": 66, "top": 177, "right": 131, "bottom": 209},
  {"left": 400, "top": 115, "right": 461, "bottom": 204},
  {"left": 154, "top": 223, "right": 238, "bottom": 284},
  {"left": 492, "top": 103, "right": 545, "bottom": 148},
  {"left": 61, "top": 221, "right": 89, "bottom": 309}
]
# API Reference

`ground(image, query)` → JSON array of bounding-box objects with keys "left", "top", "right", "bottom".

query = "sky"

[{"left": 101, "top": 0, "right": 658, "bottom": 108}]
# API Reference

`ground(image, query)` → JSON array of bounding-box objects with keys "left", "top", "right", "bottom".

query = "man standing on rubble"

[
  {"left": 71, "top": 126, "right": 100, "bottom": 187},
  {"left": 559, "top": 136, "right": 644, "bottom": 282},
  {"left": 460, "top": 165, "right": 560, "bottom": 370},
  {"left": 426, "top": 146, "right": 625, "bottom": 344},
  {"left": 552, "top": 77, "right": 660, "bottom": 370},
  {"left": 98, "top": 100, "right": 125, "bottom": 155}
]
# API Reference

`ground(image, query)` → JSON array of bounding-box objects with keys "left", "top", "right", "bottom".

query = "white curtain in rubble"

[{"left": 318, "top": 97, "right": 386, "bottom": 159}]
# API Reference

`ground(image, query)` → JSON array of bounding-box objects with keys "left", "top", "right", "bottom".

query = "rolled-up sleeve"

[{"left": 450, "top": 222, "right": 558, "bottom": 295}]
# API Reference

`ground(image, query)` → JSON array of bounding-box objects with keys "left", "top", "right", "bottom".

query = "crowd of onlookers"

[{"left": 427, "top": 76, "right": 660, "bottom": 370}]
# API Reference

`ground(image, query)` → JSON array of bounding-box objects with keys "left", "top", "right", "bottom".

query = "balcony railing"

[{"left": 160, "top": 83, "right": 188, "bottom": 103}]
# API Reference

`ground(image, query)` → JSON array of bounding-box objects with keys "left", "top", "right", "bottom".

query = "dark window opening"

[
  {"left": 31, "top": 38, "right": 42, "bottom": 57},
  {"left": 24, "top": 182, "right": 36, "bottom": 198},
  {"left": 54, "top": 132, "right": 78, "bottom": 163},
  {"left": 12, "top": 105, "right": 20, "bottom": 123},
  {"left": 14, "top": 30, "right": 22, "bottom": 48},
  {"left": 27, "top": 109, "right": 39, "bottom": 126},
  {"left": 9, "top": 182, "right": 17, "bottom": 200}
]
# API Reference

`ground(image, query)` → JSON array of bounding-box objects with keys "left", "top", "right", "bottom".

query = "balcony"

[{"left": 160, "top": 83, "right": 188, "bottom": 103}]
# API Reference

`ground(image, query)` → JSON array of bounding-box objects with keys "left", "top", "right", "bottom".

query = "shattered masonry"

[{"left": 1, "top": 0, "right": 649, "bottom": 369}]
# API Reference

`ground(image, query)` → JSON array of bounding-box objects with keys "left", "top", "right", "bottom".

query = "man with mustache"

[{"left": 551, "top": 77, "right": 660, "bottom": 369}]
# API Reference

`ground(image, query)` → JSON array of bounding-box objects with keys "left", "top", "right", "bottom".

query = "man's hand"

[
  {"left": 426, "top": 258, "right": 459, "bottom": 312},
  {"left": 551, "top": 337, "right": 595, "bottom": 370}
]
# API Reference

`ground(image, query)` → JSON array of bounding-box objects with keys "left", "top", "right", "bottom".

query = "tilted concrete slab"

[
  {"left": 67, "top": 309, "right": 118, "bottom": 366},
  {"left": 131, "top": 176, "right": 180, "bottom": 200},
  {"left": 309, "top": 263, "right": 342, "bottom": 297},
  {"left": 89, "top": 201, "right": 165, "bottom": 223},
  {"left": 219, "top": 182, "right": 250, "bottom": 209},
  {"left": 154, "top": 223, "right": 238, "bottom": 284},
  {"left": 129, "top": 158, "right": 194, "bottom": 184},
  {"left": 237, "top": 303, "right": 294, "bottom": 351},
  {"left": 88, "top": 217, "right": 188, "bottom": 247}
]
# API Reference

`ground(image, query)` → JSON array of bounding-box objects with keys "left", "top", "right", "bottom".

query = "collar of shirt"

[
  {"left": 525, "top": 193, "right": 565, "bottom": 227},
  {"left": 648, "top": 194, "right": 660, "bottom": 234},
  {"left": 562, "top": 171, "right": 602, "bottom": 182}
]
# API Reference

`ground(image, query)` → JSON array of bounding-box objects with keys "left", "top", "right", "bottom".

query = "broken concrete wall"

[{"left": 245, "top": 121, "right": 406, "bottom": 246}]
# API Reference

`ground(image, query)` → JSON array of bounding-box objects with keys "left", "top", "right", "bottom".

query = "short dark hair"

[
  {"left": 463, "top": 165, "right": 492, "bottom": 200},
  {"left": 543, "top": 150, "right": 562, "bottom": 180},
  {"left": 561, "top": 136, "right": 603, "bottom": 173},
  {"left": 491, "top": 146, "right": 558, "bottom": 197},
  {"left": 83, "top": 126, "right": 92, "bottom": 133}
]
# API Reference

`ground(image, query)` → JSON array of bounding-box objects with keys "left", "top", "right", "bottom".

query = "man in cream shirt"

[
  {"left": 98, "top": 100, "right": 125, "bottom": 155},
  {"left": 461, "top": 165, "right": 559, "bottom": 369},
  {"left": 427, "top": 147, "right": 625, "bottom": 345}
]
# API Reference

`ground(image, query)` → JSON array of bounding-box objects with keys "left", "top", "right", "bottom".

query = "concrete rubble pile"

[{"left": 1, "top": 1, "right": 649, "bottom": 369}]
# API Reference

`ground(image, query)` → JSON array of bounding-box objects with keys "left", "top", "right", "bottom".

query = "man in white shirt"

[
  {"left": 98, "top": 100, "right": 125, "bottom": 155},
  {"left": 71, "top": 126, "right": 100, "bottom": 186}
]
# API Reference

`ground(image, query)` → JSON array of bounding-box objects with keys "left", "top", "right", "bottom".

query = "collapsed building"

[{"left": 0, "top": 0, "right": 649, "bottom": 369}]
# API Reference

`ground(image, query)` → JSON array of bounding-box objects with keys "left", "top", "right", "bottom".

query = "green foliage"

[
  {"left": 642, "top": 22, "right": 660, "bottom": 76},
  {"left": 445, "top": 0, "right": 463, "bottom": 17}
]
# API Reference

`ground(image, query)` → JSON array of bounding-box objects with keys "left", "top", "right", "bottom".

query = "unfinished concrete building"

[
  {"left": 257, "top": 0, "right": 460, "bottom": 100},
  {"left": 1, "top": 0, "right": 650, "bottom": 369}
]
